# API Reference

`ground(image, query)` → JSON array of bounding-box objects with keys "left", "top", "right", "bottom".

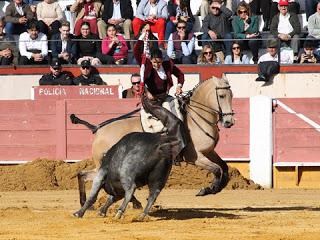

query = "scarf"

[{"left": 84, "top": 2, "right": 94, "bottom": 16}]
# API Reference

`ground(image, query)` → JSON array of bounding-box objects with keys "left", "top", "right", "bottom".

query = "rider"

[
  {"left": 134, "top": 24, "right": 187, "bottom": 163},
  {"left": 133, "top": 24, "right": 184, "bottom": 106}
]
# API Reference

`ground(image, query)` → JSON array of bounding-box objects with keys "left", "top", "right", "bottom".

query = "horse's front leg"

[{"left": 194, "top": 151, "right": 229, "bottom": 196}]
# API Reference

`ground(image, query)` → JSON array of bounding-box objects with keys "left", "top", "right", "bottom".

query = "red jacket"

[{"left": 134, "top": 40, "right": 184, "bottom": 95}]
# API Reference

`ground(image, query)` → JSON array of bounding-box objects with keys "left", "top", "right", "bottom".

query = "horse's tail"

[{"left": 70, "top": 114, "right": 97, "bottom": 133}]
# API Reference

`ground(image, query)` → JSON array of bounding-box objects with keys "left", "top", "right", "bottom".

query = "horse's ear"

[{"left": 221, "top": 73, "right": 230, "bottom": 85}]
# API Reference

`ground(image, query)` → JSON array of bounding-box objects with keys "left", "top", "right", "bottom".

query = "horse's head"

[{"left": 212, "top": 75, "right": 235, "bottom": 128}]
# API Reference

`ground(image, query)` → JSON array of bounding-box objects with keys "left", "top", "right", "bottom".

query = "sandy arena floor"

[{"left": 1, "top": 189, "right": 320, "bottom": 240}]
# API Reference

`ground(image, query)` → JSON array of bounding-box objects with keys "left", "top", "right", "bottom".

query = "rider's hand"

[
  {"left": 175, "top": 85, "right": 183, "bottom": 96},
  {"left": 145, "top": 90, "right": 155, "bottom": 100}
]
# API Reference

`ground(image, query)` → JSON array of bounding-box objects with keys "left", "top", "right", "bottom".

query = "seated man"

[
  {"left": 270, "top": 0, "right": 301, "bottom": 60},
  {"left": 18, "top": 20, "right": 48, "bottom": 65},
  {"left": 307, "top": 2, "right": 320, "bottom": 47},
  {"left": 73, "top": 60, "right": 106, "bottom": 85},
  {"left": 0, "top": 18, "right": 19, "bottom": 65},
  {"left": 100, "top": 0, "right": 134, "bottom": 41},
  {"left": 39, "top": 59, "right": 74, "bottom": 85},
  {"left": 132, "top": 0, "right": 168, "bottom": 48},
  {"left": 4, "top": 0, "right": 36, "bottom": 36},
  {"left": 201, "top": 0, "right": 233, "bottom": 62},
  {"left": 50, "top": 21, "right": 77, "bottom": 64},
  {"left": 122, "top": 73, "right": 141, "bottom": 98},
  {"left": 167, "top": 19, "right": 196, "bottom": 64}
]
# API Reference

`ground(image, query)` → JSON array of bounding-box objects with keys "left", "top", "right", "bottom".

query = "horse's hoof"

[
  {"left": 196, "top": 187, "right": 210, "bottom": 196},
  {"left": 132, "top": 214, "right": 146, "bottom": 222},
  {"left": 114, "top": 210, "right": 123, "bottom": 220},
  {"left": 73, "top": 211, "right": 83, "bottom": 218}
]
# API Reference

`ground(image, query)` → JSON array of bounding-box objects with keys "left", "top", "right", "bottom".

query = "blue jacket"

[{"left": 50, "top": 33, "right": 78, "bottom": 63}]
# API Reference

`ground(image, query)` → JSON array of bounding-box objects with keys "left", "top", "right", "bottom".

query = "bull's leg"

[
  {"left": 78, "top": 169, "right": 97, "bottom": 206},
  {"left": 98, "top": 195, "right": 117, "bottom": 217},
  {"left": 73, "top": 171, "right": 105, "bottom": 218},
  {"left": 135, "top": 162, "right": 171, "bottom": 222},
  {"left": 114, "top": 184, "right": 136, "bottom": 220},
  {"left": 135, "top": 188, "right": 161, "bottom": 222},
  {"left": 194, "top": 151, "right": 229, "bottom": 196}
]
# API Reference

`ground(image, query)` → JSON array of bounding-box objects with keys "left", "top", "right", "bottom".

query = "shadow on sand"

[{"left": 149, "top": 206, "right": 320, "bottom": 220}]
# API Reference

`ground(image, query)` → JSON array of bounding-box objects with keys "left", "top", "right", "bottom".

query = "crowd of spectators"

[{"left": 0, "top": 0, "right": 319, "bottom": 67}]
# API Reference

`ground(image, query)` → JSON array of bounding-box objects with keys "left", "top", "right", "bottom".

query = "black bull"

[{"left": 73, "top": 97, "right": 187, "bottom": 220}]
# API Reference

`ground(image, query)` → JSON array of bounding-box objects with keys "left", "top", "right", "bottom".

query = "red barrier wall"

[
  {"left": 273, "top": 98, "right": 320, "bottom": 164},
  {"left": 0, "top": 98, "right": 249, "bottom": 163}
]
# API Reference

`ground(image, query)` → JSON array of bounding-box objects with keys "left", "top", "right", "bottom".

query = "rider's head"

[{"left": 150, "top": 49, "right": 163, "bottom": 71}]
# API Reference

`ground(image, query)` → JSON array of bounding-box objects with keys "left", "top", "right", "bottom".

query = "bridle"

[
  {"left": 215, "top": 85, "right": 235, "bottom": 119},
  {"left": 178, "top": 83, "right": 234, "bottom": 140}
]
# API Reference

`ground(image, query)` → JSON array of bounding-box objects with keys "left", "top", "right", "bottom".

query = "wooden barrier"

[
  {"left": 273, "top": 98, "right": 320, "bottom": 188},
  {"left": 0, "top": 98, "right": 249, "bottom": 163}
]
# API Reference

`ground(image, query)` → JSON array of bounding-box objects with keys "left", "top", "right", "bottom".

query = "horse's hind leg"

[
  {"left": 195, "top": 151, "right": 229, "bottom": 196},
  {"left": 78, "top": 169, "right": 97, "bottom": 206}
]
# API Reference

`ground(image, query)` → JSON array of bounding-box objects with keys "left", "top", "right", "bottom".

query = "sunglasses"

[
  {"left": 81, "top": 66, "right": 90, "bottom": 69},
  {"left": 204, "top": 51, "right": 213, "bottom": 55},
  {"left": 132, "top": 81, "right": 141, "bottom": 85},
  {"left": 211, "top": 7, "right": 219, "bottom": 10},
  {"left": 232, "top": 46, "right": 240, "bottom": 50},
  {"left": 52, "top": 67, "right": 61, "bottom": 70},
  {"left": 238, "top": 10, "right": 247, "bottom": 14},
  {"left": 177, "top": 26, "right": 186, "bottom": 29}
]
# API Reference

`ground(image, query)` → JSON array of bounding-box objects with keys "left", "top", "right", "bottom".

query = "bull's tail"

[{"left": 70, "top": 114, "right": 97, "bottom": 133}]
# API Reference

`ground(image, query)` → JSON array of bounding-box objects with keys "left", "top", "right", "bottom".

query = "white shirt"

[
  {"left": 258, "top": 51, "right": 292, "bottom": 64},
  {"left": 278, "top": 13, "right": 294, "bottom": 34},
  {"left": 111, "top": 1, "right": 122, "bottom": 20},
  {"left": 258, "top": 52, "right": 278, "bottom": 63},
  {"left": 157, "top": 65, "right": 167, "bottom": 80},
  {"left": 19, "top": 32, "right": 48, "bottom": 59},
  {"left": 149, "top": 4, "right": 157, "bottom": 16},
  {"left": 15, "top": 3, "right": 24, "bottom": 16},
  {"left": 61, "top": 39, "right": 67, "bottom": 53}
]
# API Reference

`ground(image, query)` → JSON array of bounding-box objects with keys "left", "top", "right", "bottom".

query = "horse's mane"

[{"left": 182, "top": 75, "right": 229, "bottom": 101}]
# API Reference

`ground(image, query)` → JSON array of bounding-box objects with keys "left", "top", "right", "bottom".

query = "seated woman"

[
  {"left": 224, "top": 41, "right": 250, "bottom": 64},
  {"left": 70, "top": 0, "right": 104, "bottom": 38},
  {"left": 36, "top": 0, "right": 65, "bottom": 35},
  {"left": 165, "top": 0, "right": 194, "bottom": 41},
  {"left": 101, "top": 24, "right": 128, "bottom": 65},
  {"left": 197, "top": 44, "right": 221, "bottom": 64},
  {"left": 76, "top": 22, "right": 102, "bottom": 66},
  {"left": 232, "top": 2, "right": 260, "bottom": 64}
]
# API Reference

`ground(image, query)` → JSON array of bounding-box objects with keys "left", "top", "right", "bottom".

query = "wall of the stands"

[{"left": 1, "top": 65, "right": 320, "bottom": 100}]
